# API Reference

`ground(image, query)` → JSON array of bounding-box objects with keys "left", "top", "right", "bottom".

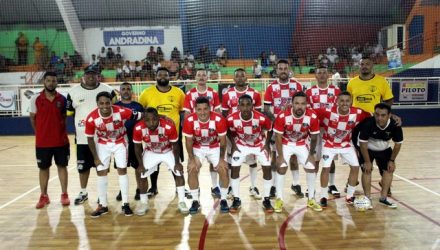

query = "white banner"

[
  {"left": 0, "top": 90, "right": 16, "bottom": 111},
  {"left": 387, "top": 48, "right": 403, "bottom": 70},
  {"left": 399, "top": 80, "right": 428, "bottom": 102},
  {"left": 20, "top": 87, "right": 71, "bottom": 116}
]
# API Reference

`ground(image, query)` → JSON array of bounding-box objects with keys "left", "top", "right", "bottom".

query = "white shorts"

[
  {"left": 226, "top": 138, "right": 256, "bottom": 165},
  {"left": 231, "top": 144, "right": 270, "bottom": 167},
  {"left": 279, "top": 144, "right": 314, "bottom": 170},
  {"left": 141, "top": 150, "right": 179, "bottom": 178},
  {"left": 321, "top": 146, "right": 359, "bottom": 168},
  {"left": 315, "top": 130, "right": 337, "bottom": 161},
  {"left": 194, "top": 147, "right": 220, "bottom": 167},
  {"left": 96, "top": 142, "right": 127, "bottom": 171}
]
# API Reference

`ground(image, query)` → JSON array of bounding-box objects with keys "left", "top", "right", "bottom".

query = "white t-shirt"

[{"left": 216, "top": 48, "right": 226, "bottom": 57}]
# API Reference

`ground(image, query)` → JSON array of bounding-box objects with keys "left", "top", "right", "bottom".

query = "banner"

[
  {"left": 399, "top": 80, "right": 428, "bottom": 102},
  {"left": 0, "top": 90, "right": 16, "bottom": 111},
  {"left": 103, "top": 30, "right": 164, "bottom": 46},
  {"left": 386, "top": 48, "right": 403, "bottom": 70},
  {"left": 20, "top": 87, "right": 72, "bottom": 116}
]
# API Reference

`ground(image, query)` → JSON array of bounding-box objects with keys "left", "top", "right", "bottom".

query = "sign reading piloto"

[
  {"left": 399, "top": 81, "right": 428, "bottom": 102},
  {"left": 103, "top": 30, "right": 164, "bottom": 46}
]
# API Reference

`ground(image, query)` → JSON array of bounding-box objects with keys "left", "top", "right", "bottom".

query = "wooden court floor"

[{"left": 0, "top": 127, "right": 439, "bottom": 250}]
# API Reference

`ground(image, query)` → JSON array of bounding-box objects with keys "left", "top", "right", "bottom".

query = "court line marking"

[
  {"left": 0, "top": 165, "right": 76, "bottom": 210},
  {"left": 0, "top": 146, "right": 18, "bottom": 152},
  {"left": 393, "top": 173, "right": 440, "bottom": 197}
]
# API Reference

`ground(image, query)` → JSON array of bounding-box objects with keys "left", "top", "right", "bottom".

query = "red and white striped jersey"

[
  {"left": 264, "top": 79, "right": 303, "bottom": 116},
  {"left": 227, "top": 110, "right": 272, "bottom": 149},
  {"left": 221, "top": 86, "right": 262, "bottom": 114},
  {"left": 273, "top": 108, "right": 320, "bottom": 146},
  {"left": 305, "top": 85, "right": 341, "bottom": 111},
  {"left": 318, "top": 106, "right": 370, "bottom": 148},
  {"left": 183, "top": 87, "right": 220, "bottom": 113},
  {"left": 132, "top": 117, "right": 178, "bottom": 153},
  {"left": 85, "top": 105, "right": 136, "bottom": 144},
  {"left": 182, "top": 112, "right": 227, "bottom": 148}
]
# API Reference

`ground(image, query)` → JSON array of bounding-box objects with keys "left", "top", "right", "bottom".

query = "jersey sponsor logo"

[
  {"left": 322, "top": 154, "right": 329, "bottom": 160},
  {"left": 356, "top": 94, "right": 374, "bottom": 103},
  {"left": 302, "top": 123, "right": 309, "bottom": 128},
  {"left": 157, "top": 104, "right": 174, "bottom": 113}
]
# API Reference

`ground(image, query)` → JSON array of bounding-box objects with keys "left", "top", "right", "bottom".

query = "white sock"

[
  {"left": 329, "top": 173, "right": 335, "bottom": 186},
  {"left": 249, "top": 167, "right": 257, "bottom": 188},
  {"left": 97, "top": 176, "right": 108, "bottom": 207},
  {"left": 118, "top": 174, "right": 129, "bottom": 204},
  {"left": 220, "top": 187, "right": 228, "bottom": 200},
  {"left": 210, "top": 171, "right": 219, "bottom": 188},
  {"left": 176, "top": 186, "right": 185, "bottom": 202},
  {"left": 321, "top": 186, "right": 328, "bottom": 199},
  {"left": 263, "top": 179, "right": 272, "bottom": 198},
  {"left": 276, "top": 173, "right": 285, "bottom": 200},
  {"left": 347, "top": 184, "right": 356, "bottom": 198},
  {"left": 140, "top": 193, "right": 148, "bottom": 204},
  {"left": 80, "top": 188, "right": 87, "bottom": 194},
  {"left": 291, "top": 170, "right": 300, "bottom": 186},
  {"left": 272, "top": 170, "right": 277, "bottom": 186},
  {"left": 306, "top": 173, "right": 316, "bottom": 200},
  {"left": 231, "top": 178, "right": 240, "bottom": 198},
  {"left": 190, "top": 189, "right": 199, "bottom": 201}
]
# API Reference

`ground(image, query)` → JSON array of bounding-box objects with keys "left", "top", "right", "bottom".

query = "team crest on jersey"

[
  {"left": 56, "top": 101, "right": 62, "bottom": 109},
  {"left": 347, "top": 120, "right": 355, "bottom": 125},
  {"left": 252, "top": 124, "right": 258, "bottom": 129},
  {"left": 232, "top": 156, "right": 240, "bottom": 161},
  {"left": 302, "top": 123, "right": 309, "bottom": 128},
  {"left": 369, "top": 85, "right": 377, "bottom": 93},
  {"left": 328, "top": 93, "right": 334, "bottom": 97},
  {"left": 322, "top": 155, "right": 329, "bottom": 160},
  {"left": 113, "top": 119, "right": 122, "bottom": 126},
  {"left": 167, "top": 96, "right": 175, "bottom": 102},
  {"left": 209, "top": 128, "right": 215, "bottom": 133}
]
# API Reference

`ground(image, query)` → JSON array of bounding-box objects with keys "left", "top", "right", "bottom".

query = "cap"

[{"left": 84, "top": 67, "right": 98, "bottom": 74}]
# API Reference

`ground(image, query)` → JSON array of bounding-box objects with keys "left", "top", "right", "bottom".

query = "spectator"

[
  {"left": 326, "top": 49, "right": 338, "bottom": 70},
  {"left": 168, "top": 59, "right": 180, "bottom": 80},
  {"left": 98, "top": 47, "right": 106, "bottom": 66},
  {"left": 89, "top": 54, "right": 98, "bottom": 68},
  {"left": 152, "top": 60, "right": 161, "bottom": 74},
  {"left": 141, "top": 60, "right": 153, "bottom": 80},
  {"left": 122, "top": 60, "right": 131, "bottom": 80},
  {"left": 106, "top": 48, "right": 115, "bottom": 67},
  {"left": 326, "top": 43, "right": 337, "bottom": 55},
  {"left": 305, "top": 49, "right": 314, "bottom": 67},
  {"left": 252, "top": 60, "right": 263, "bottom": 78},
  {"left": 133, "top": 61, "right": 142, "bottom": 80},
  {"left": 49, "top": 51, "right": 60, "bottom": 68},
  {"left": 179, "top": 61, "right": 194, "bottom": 80},
  {"left": 199, "top": 45, "right": 210, "bottom": 65},
  {"left": 183, "top": 50, "right": 195, "bottom": 62},
  {"left": 373, "top": 43, "right": 384, "bottom": 64},
  {"left": 156, "top": 47, "right": 164, "bottom": 61},
  {"left": 269, "top": 50, "right": 277, "bottom": 66},
  {"left": 194, "top": 59, "right": 205, "bottom": 70},
  {"left": 71, "top": 51, "right": 83, "bottom": 69},
  {"left": 171, "top": 47, "right": 181, "bottom": 62},
  {"left": 351, "top": 50, "right": 362, "bottom": 69},
  {"left": 116, "top": 46, "right": 124, "bottom": 61},
  {"left": 216, "top": 44, "right": 227, "bottom": 67},
  {"left": 32, "top": 37, "right": 44, "bottom": 68},
  {"left": 147, "top": 46, "right": 157, "bottom": 62},
  {"left": 116, "top": 63, "right": 124, "bottom": 81},
  {"left": 55, "top": 59, "right": 66, "bottom": 83},
  {"left": 208, "top": 59, "right": 221, "bottom": 80},
  {"left": 260, "top": 51, "right": 269, "bottom": 73},
  {"left": 289, "top": 50, "right": 302, "bottom": 74},
  {"left": 64, "top": 60, "right": 74, "bottom": 82},
  {"left": 62, "top": 52, "right": 71, "bottom": 65},
  {"left": 15, "top": 32, "right": 29, "bottom": 65}
]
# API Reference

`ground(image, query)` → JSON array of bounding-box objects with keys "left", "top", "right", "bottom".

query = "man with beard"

[
  {"left": 273, "top": 92, "right": 322, "bottom": 212},
  {"left": 222, "top": 68, "right": 263, "bottom": 200},
  {"left": 264, "top": 59, "right": 304, "bottom": 199},
  {"left": 138, "top": 67, "right": 185, "bottom": 197},
  {"left": 67, "top": 67, "right": 115, "bottom": 205},
  {"left": 183, "top": 68, "right": 222, "bottom": 198},
  {"left": 30, "top": 72, "right": 70, "bottom": 209},
  {"left": 114, "top": 82, "right": 144, "bottom": 202}
]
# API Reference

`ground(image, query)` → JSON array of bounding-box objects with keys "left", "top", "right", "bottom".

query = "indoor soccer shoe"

[
  {"left": 122, "top": 203, "right": 133, "bottom": 216},
  {"left": 274, "top": 198, "right": 283, "bottom": 213},
  {"left": 134, "top": 188, "right": 140, "bottom": 201},
  {"left": 135, "top": 202, "right": 149, "bottom": 216},
  {"left": 291, "top": 184, "right": 305, "bottom": 198},
  {"left": 211, "top": 187, "right": 221, "bottom": 199},
  {"left": 320, "top": 197, "right": 328, "bottom": 208},
  {"left": 91, "top": 205, "right": 109, "bottom": 218},
  {"left": 116, "top": 191, "right": 122, "bottom": 201},
  {"left": 328, "top": 185, "right": 341, "bottom": 198},
  {"left": 220, "top": 199, "right": 230, "bottom": 213},
  {"left": 262, "top": 198, "right": 274, "bottom": 213},
  {"left": 379, "top": 198, "right": 397, "bottom": 209},
  {"left": 227, "top": 186, "right": 234, "bottom": 200},
  {"left": 229, "top": 197, "right": 241, "bottom": 213},
  {"left": 36, "top": 194, "right": 50, "bottom": 209},
  {"left": 307, "top": 199, "right": 323, "bottom": 212},
  {"left": 61, "top": 193, "right": 70, "bottom": 206},
  {"left": 178, "top": 202, "right": 189, "bottom": 214},
  {"left": 74, "top": 192, "right": 88, "bottom": 205},
  {"left": 147, "top": 188, "right": 158, "bottom": 197},
  {"left": 249, "top": 187, "right": 262, "bottom": 200},
  {"left": 189, "top": 200, "right": 200, "bottom": 214},
  {"left": 346, "top": 196, "right": 355, "bottom": 205},
  {"left": 269, "top": 186, "right": 276, "bottom": 199}
]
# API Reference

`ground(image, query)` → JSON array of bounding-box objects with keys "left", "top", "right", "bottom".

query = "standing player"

[
  {"left": 222, "top": 68, "right": 263, "bottom": 200},
  {"left": 227, "top": 95, "right": 273, "bottom": 213},
  {"left": 273, "top": 92, "right": 322, "bottom": 212},
  {"left": 305, "top": 65, "right": 341, "bottom": 197},
  {"left": 133, "top": 107, "right": 189, "bottom": 215},
  {"left": 183, "top": 97, "right": 230, "bottom": 214},
  {"left": 183, "top": 68, "right": 222, "bottom": 198},
  {"left": 67, "top": 67, "right": 115, "bottom": 205},
  {"left": 85, "top": 91, "right": 142, "bottom": 218},
  {"left": 114, "top": 82, "right": 144, "bottom": 201},
  {"left": 359, "top": 103, "right": 402, "bottom": 208},
  {"left": 138, "top": 67, "right": 185, "bottom": 197},
  {"left": 30, "top": 72, "right": 70, "bottom": 208},
  {"left": 264, "top": 59, "right": 304, "bottom": 198},
  {"left": 317, "top": 92, "right": 370, "bottom": 208}
]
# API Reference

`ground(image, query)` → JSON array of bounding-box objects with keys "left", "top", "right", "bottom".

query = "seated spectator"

[
  {"left": 106, "top": 48, "right": 115, "bottom": 68},
  {"left": 373, "top": 43, "right": 384, "bottom": 64},
  {"left": 260, "top": 51, "right": 269, "bottom": 73},
  {"left": 199, "top": 45, "right": 211, "bottom": 65},
  {"left": 49, "top": 51, "right": 59, "bottom": 67},
  {"left": 181, "top": 58, "right": 193, "bottom": 69},
  {"left": 168, "top": 59, "right": 180, "bottom": 80},
  {"left": 122, "top": 60, "right": 131, "bottom": 80},
  {"left": 351, "top": 50, "right": 362, "bottom": 69},
  {"left": 194, "top": 59, "right": 205, "bottom": 70},
  {"left": 89, "top": 54, "right": 98, "bottom": 68},
  {"left": 208, "top": 59, "right": 220, "bottom": 72},
  {"left": 208, "top": 69, "right": 221, "bottom": 81},
  {"left": 183, "top": 50, "right": 195, "bottom": 62},
  {"left": 156, "top": 47, "right": 164, "bottom": 61},
  {"left": 216, "top": 44, "right": 227, "bottom": 67},
  {"left": 334, "top": 57, "right": 347, "bottom": 73},
  {"left": 179, "top": 62, "right": 194, "bottom": 80},
  {"left": 331, "top": 69, "right": 341, "bottom": 86},
  {"left": 62, "top": 52, "right": 71, "bottom": 65},
  {"left": 269, "top": 50, "right": 277, "bottom": 66},
  {"left": 327, "top": 44, "right": 337, "bottom": 55},
  {"left": 252, "top": 60, "right": 263, "bottom": 78},
  {"left": 133, "top": 61, "right": 142, "bottom": 80},
  {"left": 147, "top": 46, "right": 157, "bottom": 62},
  {"left": 141, "top": 60, "right": 153, "bottom": 80},
  {"left": 152, "top": 60, "right": 161, "bottom": 74},
  {"left": 305, "top": 49, "right": 314, "bottom": 66},
  {"left": 170, "top": 47, "right": 181, "bottom": 62},
  {"left": 98, "top": 47, "right": 106, "bottom": 67},
  {"left": 289, "top": 51, "right": 302, "bottom": 74},
  {"left": 64, "top": 60, "right": 74, "bottom": 82},
  {"left": 55, "top": 59, "right": 65, "bottom": 83},
  {"left": 115, "top": 46, "right": 124, "bottom": 64},
  {"left": 115, "top": 63, "right": 124, "bottom": 81},
  {"left": 71, "top": 50, "right": 83, "bottom": 69},
  {"left": 326, "top": 49, "right": 338, "bottom": 70}
]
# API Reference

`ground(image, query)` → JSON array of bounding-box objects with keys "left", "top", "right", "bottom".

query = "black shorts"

[
  {"left": 36, "top": 144, "right": 70, "bottom": 169},
  {"left": 114, "top": 142, "right": 139, "bottom": 169},
  {"left": 359, "top": 147, "right": 392, "bottom": 173},
  {"left": 76, "top": 144, "right": 95, "bottom": 173}
]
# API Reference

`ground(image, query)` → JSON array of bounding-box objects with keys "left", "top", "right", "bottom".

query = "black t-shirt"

[{"left": 358, "top": 117, "right": 403, "bottom": 151}]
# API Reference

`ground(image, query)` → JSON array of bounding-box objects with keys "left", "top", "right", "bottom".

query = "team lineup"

[{"left": 31, "top": 57, "right": 403, "bottom": 218}]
